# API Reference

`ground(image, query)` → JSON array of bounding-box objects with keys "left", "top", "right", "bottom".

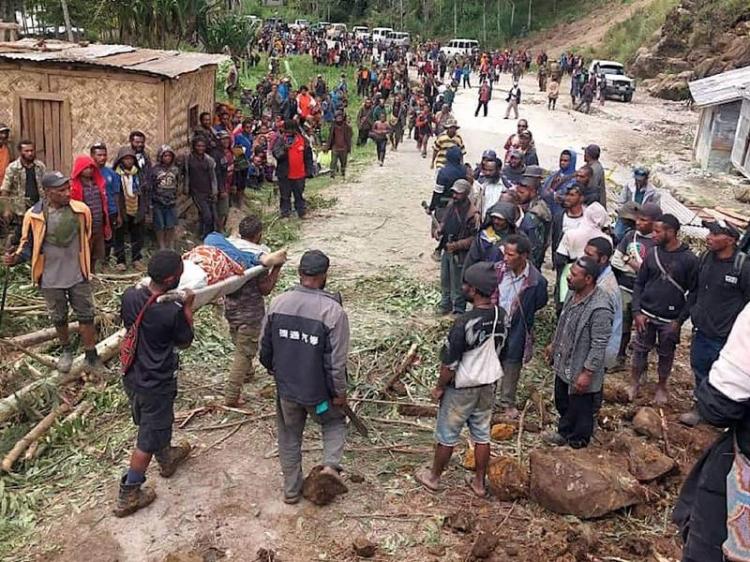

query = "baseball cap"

[
  {"left": 638, "top": 202, "right": 662, "bottom": 221},
  {"left": 299, "top": 250, "right": 330, "bottom": 276},
  {"left": 0, "top": 123, "right": 9, "bottom": 132},
  {"left": 451, "top": 179, "right": 472, "bottom": 194},
  {"left": 633, "top": 166, "right": 649, "bottom": 178},
  {"left": 41, "top": 171, "right": 70, "bottom": 189},
  {"left": 618, "top": 201, "right": 640, "bottom": 221},
  {"left": 704, "top": 218, "right": 741, "bottom": 239},
  {"left": 519, "top": 176, "right": 540, "bottom": 188},
  {"left": 463, "top": 261, "right": 498, "bottom": 297},
  {"left": 482, "top": 149, "right": 497, "bottom": 160},
  {"left": 445, "top": 118, "right": 460, "bottom": 129}
]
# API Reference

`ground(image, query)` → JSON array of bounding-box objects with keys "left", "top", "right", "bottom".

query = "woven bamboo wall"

[
  {"left": 0, "top": 69, "right": 44, "bottom": 127},
  {"left": 49, "top": 73, "right": 162, "bottom": 160},
  {"left": 166, "top": 66, "right": 217, "bottom": 154}
]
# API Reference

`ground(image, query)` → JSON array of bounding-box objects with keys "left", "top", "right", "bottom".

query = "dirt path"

[{"left": 36, "top": 76, "right": 707, "bottom": 562}]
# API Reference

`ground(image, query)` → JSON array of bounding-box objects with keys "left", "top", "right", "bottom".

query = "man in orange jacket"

[{"left": 4, "top": 171, "right": 104, "bottom": 375}]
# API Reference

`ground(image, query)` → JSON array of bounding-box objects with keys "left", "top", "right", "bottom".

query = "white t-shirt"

[
  {"left": 709, "top": 302, "right": 750, "bottom": 402},
  {"left": 562, "top": 212, "right": 584, "bottom": 234}
]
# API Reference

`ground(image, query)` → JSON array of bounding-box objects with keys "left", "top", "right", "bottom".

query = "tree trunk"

[
  {"left": 527, "top": 0, "right": 532, "bottom": 31},
  {"left": 60, "top": 0, "right": 74, "bottom": 42},
  {"left": 483, "top": 0, "right": 487, "bottom": 44}
]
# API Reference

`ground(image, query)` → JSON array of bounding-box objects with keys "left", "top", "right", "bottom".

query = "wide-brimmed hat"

[
  {"left": 618, "top": 201, "right": 640, "bottom": 221},
  {"left": 444, "top": 118, "right": 459, "bottom": 129}
]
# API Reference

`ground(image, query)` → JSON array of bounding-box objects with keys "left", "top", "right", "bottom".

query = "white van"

[
  {"left": 327, "top": 23, "right": 348, "bottom": 39},
  {"left": 441, "top": 39, "right": 480, "bottom": 57},
  {"left": 352, "top": 26, "right": 370, "bottom": 40},
  {"left": 385, "top": 31, "right": 411, "bottom": 48},
  {"left": 372, "top": 27, "right": 394, "bottom": 42}
]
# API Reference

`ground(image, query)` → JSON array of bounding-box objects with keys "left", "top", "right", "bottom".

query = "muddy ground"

[{"left": 17, "top": 72, "right": 735, "bottom": 562}]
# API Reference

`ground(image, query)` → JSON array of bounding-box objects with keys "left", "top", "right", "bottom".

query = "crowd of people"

[{"left": 1, "top": 24, "right": 749, "bottom": 562}]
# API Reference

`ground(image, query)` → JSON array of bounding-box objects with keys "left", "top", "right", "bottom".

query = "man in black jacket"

[
  {"left": 679, "top": 220, "right": 750, "bottom": 426},
  {"left": 260, "top": 250, "right": 350, "bottom": 504},
  {"left": 629, "top": 214, "right": 698, "bottom": 405}
]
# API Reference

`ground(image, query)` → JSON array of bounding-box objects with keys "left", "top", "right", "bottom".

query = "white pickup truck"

[{"left": 589, "top": 60, "right": 636, "bottom": 102}]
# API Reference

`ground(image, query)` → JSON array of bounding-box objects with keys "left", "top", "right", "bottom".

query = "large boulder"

[
  {"left": 610, "top": 432, "right": 676, "bottom": 482},
  {"left": 529, "top": 448, "right": 648, "bottom": 519}
]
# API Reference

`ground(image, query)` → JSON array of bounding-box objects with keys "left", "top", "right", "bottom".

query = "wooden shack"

[
  {"left": 732, "top": 91, "right": 750, "bottom": 179},
  {"left": 0, "top": 39, "right": 227, "bottom": 172},
  {"left": 689, "top": 67, "right": 750, "bottom": 173}
]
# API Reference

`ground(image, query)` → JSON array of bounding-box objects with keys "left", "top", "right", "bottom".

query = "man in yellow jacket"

[{"left": 4, "top": 171, "right": 104, "bottom": 374}]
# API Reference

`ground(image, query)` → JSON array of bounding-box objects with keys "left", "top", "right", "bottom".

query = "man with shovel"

[{"left": 260, "top": 250, "right": 351, "bottom": 505}]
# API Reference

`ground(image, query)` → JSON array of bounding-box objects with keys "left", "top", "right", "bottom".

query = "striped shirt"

[{"left": 433, "top": 133, "right": 466, "bottom": 169}]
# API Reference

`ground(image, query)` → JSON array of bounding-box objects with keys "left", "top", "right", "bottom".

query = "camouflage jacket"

[{"left": 0, "top": 158, "right": 46, "bottom": 216}]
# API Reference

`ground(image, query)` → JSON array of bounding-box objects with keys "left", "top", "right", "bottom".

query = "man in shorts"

[
  {"left": 115, "top": 250, "right": 195, "bottom": 517},
  {"left": 415, "top": 262, "right": 508, "bottom": 497},
  {"left": 4, "top": 171, "right": 104, "bottom": 374}
]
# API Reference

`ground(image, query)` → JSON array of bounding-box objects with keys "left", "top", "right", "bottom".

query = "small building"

[
  {"left": 688, "top": 66, "right": 750, "bottom": 173},
  {"left": 0, "top": 39, "right": 227, "bottom": 172},
  {"left": 732, "top": 91, "right": 750, "bottom": 179}
]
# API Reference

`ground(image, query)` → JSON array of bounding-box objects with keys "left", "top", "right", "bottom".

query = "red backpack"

[{"left": 120, "top": 292, "right": 160, "bottom": 375}]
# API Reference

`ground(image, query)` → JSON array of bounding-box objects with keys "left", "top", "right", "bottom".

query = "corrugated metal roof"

[
  {"left": 0, "top": 39, "right": 227, "bottom": 78},
  {"left": 689, "top": 65, "right": 750, "bottom": 107}
]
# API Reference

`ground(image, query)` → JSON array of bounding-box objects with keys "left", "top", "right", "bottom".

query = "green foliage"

[
  {"left": 587, "top": 0, "right": 680, "bottom": 64},
  {"left": 198, "top": 10, "right": 260, "bottom": 56}
]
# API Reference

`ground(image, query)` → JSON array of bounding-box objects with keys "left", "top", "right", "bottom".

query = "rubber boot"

[
  {"left": 113, "top": 475, "right": 156, "bottom": 517},
  {"left": 155, "top": 441, "right": 192, "bottom": 478}
]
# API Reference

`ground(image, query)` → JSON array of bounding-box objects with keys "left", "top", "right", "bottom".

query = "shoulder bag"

[
  {"left": 120, "top": 292, "right": 160, "bottom": 375},
  {"left": 454, "top": 307, "right": 504, "bottom": 389}
]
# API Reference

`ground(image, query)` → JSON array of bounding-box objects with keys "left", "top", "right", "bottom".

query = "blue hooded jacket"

[
  {"left": 541, "top": 148, "right": 577, "bottom": 217},
  {"left": 431, "top": 145, "right": 465, "bottom": 211}
]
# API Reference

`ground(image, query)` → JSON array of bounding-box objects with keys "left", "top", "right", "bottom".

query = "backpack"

[
  {"left": 698, "top": 249, "right": 748, "bottom": 286},
  {"left": 120, "top": 292, "right": 160, "bottom": 375}
]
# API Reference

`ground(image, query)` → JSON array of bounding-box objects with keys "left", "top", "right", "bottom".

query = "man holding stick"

[{"left": 4, "top": 171, "right": 104, "bottom": 375}]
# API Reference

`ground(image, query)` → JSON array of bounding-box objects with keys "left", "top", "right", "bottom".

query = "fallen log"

[
  {"left": 7, "top": 313, "right": 118, "bottom": 348},
  {"left": 0, "top": 267, "right": 267, "bottom": 422},
  {"left": 2, "top": 402, "right": 71, "bottom": 472},
  {"left": 382, "top": 342, "right": 418, "bottom": 393},
  {"left": 0, "top": 329, "right": 125, "bottom": 424},
  {"left": 0, "top": 338, "right": 59, "bottom": 370}
]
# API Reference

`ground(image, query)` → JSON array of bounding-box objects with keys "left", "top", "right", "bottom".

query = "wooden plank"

[
  {"left": 49, "top": 101, "right": 61, "bottom": 171},
  {"left": 17, "top": 91, "right": 67, "bottom": 103},
  {"left": 32, "top": 100, "right": 45, "bottom": 167},
  {"left": 715, "top": 206, "right": 750, "bottom": 223},
  {"left": 60, "top": 97, "right": 72, "bottom": 173},
  {"left": 43, "top": 99, "right": 54, "bottom": 169}
]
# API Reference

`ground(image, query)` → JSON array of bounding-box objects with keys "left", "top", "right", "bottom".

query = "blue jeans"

[
  {"left": 440, "top": 250, "right": 465, "bottom": 314},
  {"left": 690, "top": 330, "right": 726, "bottom": 400},
  {"left": 435, "top": 384, "right": 494, "bottom": 447}
]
